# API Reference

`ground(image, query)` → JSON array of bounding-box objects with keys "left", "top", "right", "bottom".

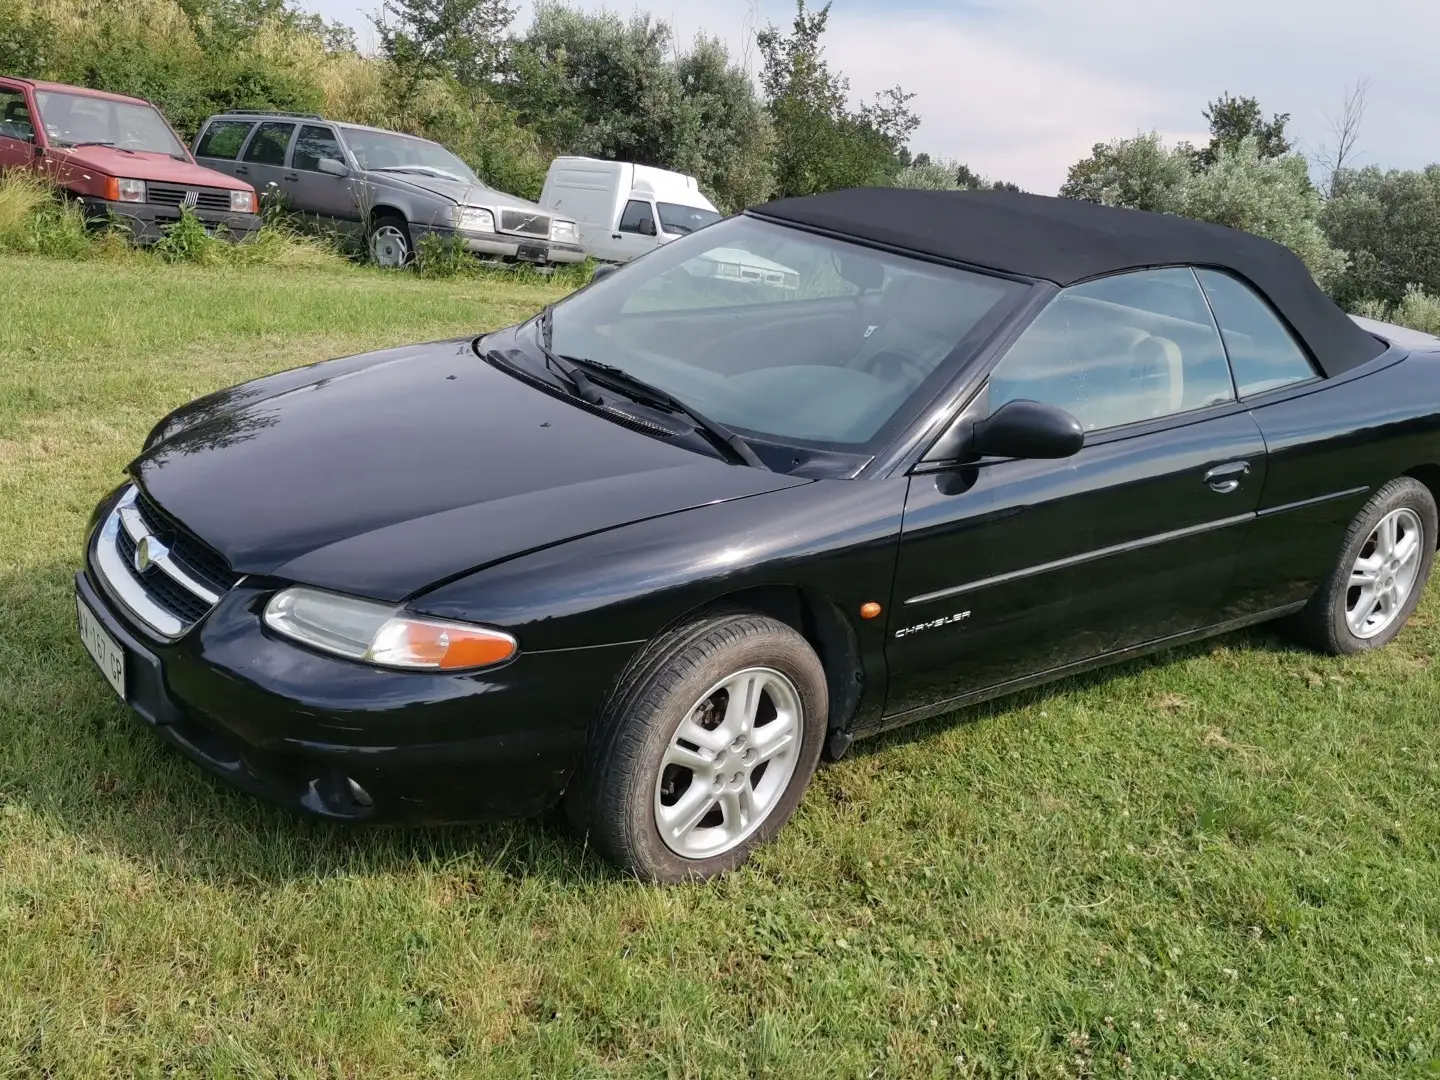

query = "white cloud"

[{"left": 302, "top": 0, "right": 1440, "bottom": 193}]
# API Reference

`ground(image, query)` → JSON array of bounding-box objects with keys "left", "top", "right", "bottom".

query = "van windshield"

[
  {"left": 34, "top": 91, "right": 186, "bottom": 158},
  {"left": 548, "top": 216, "right": 1027, "bottom": 450},
  {"left": 658, "top": 202, "right": 722, "bottom": 235}
]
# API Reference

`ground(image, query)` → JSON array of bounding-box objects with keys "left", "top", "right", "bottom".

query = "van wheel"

[
  {"left": 568, "top": 613, "right": 828, "bottom": 883},
  {"left": 1296, "top": 477, "right": 1437, "bottom": 654},
  {"left": 369, "top": 213, "right": 412, "bottom": 268}
]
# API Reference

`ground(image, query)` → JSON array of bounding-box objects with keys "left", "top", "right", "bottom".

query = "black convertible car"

[{"left": 77, "top": 189, "right": 1440, "bottom": 881}]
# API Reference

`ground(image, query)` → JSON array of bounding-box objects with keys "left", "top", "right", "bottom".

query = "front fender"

[{"left": 411, "top": 477, "right": 910, "bottom": 726}]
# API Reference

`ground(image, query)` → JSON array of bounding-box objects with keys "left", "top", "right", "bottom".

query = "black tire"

[
  {"left": 568, "top": 613, "right": 828, "bottom": 883},
  {"left": 368, "top": 212, "right": 412, "bottom": 268},
  {"left": 1296, "top": 477, "right": 1437, "bottom": 654}
]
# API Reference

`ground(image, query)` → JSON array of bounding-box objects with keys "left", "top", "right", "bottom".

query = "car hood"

[
  {"left": 131, "top": 336, "right": 808, "bottom": 601},
  {"left": 377, "top": 172, "right": 553, "bottom": 215},
  {"left": 55, "top": 146, "right": 251, "bottom": 190}
]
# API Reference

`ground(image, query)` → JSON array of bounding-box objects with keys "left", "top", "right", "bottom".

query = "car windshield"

[
  {"left": 33, "top": 91, "right": 186, "bottom": 157},
  {"left": 340, "top": 128, "right": 480, "bottom": 184},
  {"left": 657, "top": 202, "right": 723, "bottom": 235},
  {"left": 549, "top": 216, "right": 1027, "bottom": 449}
]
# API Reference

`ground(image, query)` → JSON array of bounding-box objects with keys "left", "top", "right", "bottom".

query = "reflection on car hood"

[
  {"left": 55, "top": 146, "right": 251, "bottom": 190},
  {"left": 131, "top": 334, "right": 808, "bottom": 601},
  {"left": 375, "top": 171, "right": 555, "bottom": 215}
]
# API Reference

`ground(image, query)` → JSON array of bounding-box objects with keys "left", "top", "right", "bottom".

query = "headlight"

[
  {"left": 114, "top": 178, "right": 146, "bottom": 203},
  {"left": 264, "top": 586, "right": 517, "bottom": 671},
  {"left": 453, "top": 206, "right": 494, "bottom": 233},
  {"left": 230, "top": 188, "right": 255, "bottom": 213},
  {"left": 551, "top": 219, "right": 578, "bottom": 242}
]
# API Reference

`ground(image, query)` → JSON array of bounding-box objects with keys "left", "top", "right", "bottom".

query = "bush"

[
  {"left": 1322, "top": 166, "right": 1440, "bottom": 310},
  {"left": 0, "top": 171, "right": 100, "bottom": 258},
  {"left": 1354, "top": 286, "right": 1440, "bottom": 336}
]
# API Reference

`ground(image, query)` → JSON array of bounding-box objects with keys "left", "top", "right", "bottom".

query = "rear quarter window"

[{"left": 195, "top": 120, "right": 255, "bottom": 160}]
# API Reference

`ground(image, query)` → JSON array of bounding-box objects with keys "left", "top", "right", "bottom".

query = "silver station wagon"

[{"left": 193, "top": 111, "right": 584, "bottom": 267}]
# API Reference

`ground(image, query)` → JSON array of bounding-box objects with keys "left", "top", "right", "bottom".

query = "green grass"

[{"left": 2, "top": 255, "right": 1439, "bottom": 1078}]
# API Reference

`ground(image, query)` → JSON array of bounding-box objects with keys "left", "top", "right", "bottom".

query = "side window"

[
  {"left": 0, "top": 89, "right": 34, "bottom": 142},
  {"left": 240, "top": 121, "right": 295, "bottom": 165},
  {"left": 1196, "top": 268, "right": 1318, "bottom": 396},
  {"left": 195, "top": 120, "right": 255, "bottom": 160},
  {"left": 989, "top": 268, "right": 1236, "bottom": 432},
  {"left": 292, "top": 124, "right": 343, "bottom": 172},
  {"left": 618, "top": 199, "right": 655, "bottom": 234}
]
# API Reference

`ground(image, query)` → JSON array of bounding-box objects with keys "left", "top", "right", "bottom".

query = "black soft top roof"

[{"left": 749, "top": 188, "right": 1384, "bottom": 378}]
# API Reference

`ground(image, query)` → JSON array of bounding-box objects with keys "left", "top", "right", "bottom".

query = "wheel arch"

[
  {"left": 1403, "top": 465, "right": 1440, "bottom": 547},
  {"left": 367, "top": 204, "right": 409, "bottom": 228},
  {"left": 676, "top": 584, "right": 864, "bottom": 740}
]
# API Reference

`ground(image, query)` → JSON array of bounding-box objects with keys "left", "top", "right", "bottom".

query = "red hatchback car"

[{"left": 0, "top": 77, "right": 260, "bottom": 241}]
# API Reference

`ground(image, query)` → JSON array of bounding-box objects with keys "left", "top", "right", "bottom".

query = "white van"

[{"left": 539, "top": 157, "right": 724, "bottom": 262}]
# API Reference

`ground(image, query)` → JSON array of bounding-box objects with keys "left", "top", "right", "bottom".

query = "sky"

[{"left": 299, "top": 0, "right": 1440, "bottom": 194}]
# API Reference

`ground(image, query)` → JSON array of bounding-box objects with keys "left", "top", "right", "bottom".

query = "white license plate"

[{"left": 77, "top": 594, "right": 126, "bottom": 701}]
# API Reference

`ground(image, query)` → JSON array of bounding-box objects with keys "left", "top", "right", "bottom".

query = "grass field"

[{"left": 1, "top": 256, "right": 1438, "bottom": 1079}]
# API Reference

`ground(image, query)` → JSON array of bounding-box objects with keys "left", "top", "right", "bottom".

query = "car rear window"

[{"left": 196, "top": 120, "right": 255, "bottom": 160}]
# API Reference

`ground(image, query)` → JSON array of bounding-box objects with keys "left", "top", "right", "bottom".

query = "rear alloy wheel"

[
  {"left": 369, "top": 216, "right": 412, "bottom": 268},
  {"left": 1297, "top": 477, "right": 1437, "bottom": 654},
  {"left": 570, "top": 613, "right": 828, "bottom": 882}
]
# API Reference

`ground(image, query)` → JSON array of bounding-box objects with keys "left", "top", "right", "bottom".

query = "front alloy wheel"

[
  {"left": 569, "top": 612, "right": 829, "bottom": 882},
  {"left": 654, "top": 667, "right": 803, "bottom": 860}
]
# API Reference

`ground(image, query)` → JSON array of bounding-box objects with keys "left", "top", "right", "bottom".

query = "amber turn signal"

[
  {"left": 370, "top": 618, "right": 518, "bottom": 670},
  {"left": 860, "top": 602, "right": 882, "bottom": 620}
]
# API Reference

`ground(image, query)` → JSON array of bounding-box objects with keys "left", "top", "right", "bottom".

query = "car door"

[
  {"left": 0, "top": 83, "right": 39, "bottom": 172},
  {"left": 282, "top": 123, "right": 361, "bottom": 237},
  {"left": 606, "top": 198, "right": 661, "bottom": 262},
  {"left": 885, "top": 267, "right": 1268, "bottom": 720},
  {"left": 193, "top": 118, "right": 256, "bottom": 180},
  {"left": 234, "top": 121, "right": 296, "bottom": 210},
  {"left": 1195, "top": 268, "right": 1380, "bottom": 615}
]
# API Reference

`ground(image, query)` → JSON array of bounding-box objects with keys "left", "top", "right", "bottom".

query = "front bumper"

[
  {"left": 84, "top": 199, "right": 261, "bottom": 243},
  {"left": 417, "top": 223, "right": 587, "bottom": 265},
  {"left": 77, "top": 515, "right": 636, "bottom": 824}
]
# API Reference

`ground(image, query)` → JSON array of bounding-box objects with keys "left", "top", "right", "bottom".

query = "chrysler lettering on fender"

[{"left": 895, "top": 611, "right": 972, "bottom": 638}]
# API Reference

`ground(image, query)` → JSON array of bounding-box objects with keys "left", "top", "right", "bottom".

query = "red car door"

[{"left": 0, "top": 81, "right": 41, "bottom": 172}]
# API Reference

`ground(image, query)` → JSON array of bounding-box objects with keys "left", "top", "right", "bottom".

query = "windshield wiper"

[
  {"left": 534, "top": 308, "right": 604, "bottom": 405},
  {"left": 64, "top": 140, "right": 134, "bottom": 153},
  {"left": 373, "top": 165, "right": 470, "bottom": 183},
  {"left": 538, "top": 308, "right": 768, "bottom": 470}
]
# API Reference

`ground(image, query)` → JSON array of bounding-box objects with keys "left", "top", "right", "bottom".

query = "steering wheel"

[{"left": 856, "top": 347, "right": 931, "bottom": 388}]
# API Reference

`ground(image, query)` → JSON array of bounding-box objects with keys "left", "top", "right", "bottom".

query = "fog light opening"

[{"left": 346, "top": 776, "right": 373, "bottom": 808}]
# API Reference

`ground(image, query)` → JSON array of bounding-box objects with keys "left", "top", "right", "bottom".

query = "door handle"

[
  {"left": 282, "top": 173, "right": 298, "bottom": 182},
  {"left": 612, "top": 233, "right": 623, "bottom": 239},
  {"left": 234, "top": 166, "right": 249, "bottom": 175},
  {"left": 1204, "top": 460, "right": 1250, "bottom": 494}
]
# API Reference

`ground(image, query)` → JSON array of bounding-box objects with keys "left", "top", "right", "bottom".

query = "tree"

[
  {"left": 757, "top": 0, "right": 918, "bottom": 198},
  {"left": 1315, "top": 78, "right": 1371, "bottom": 198},
  {"left": 374, "top": 0, "right": 516, "bottom": 90},
  {"left": 893, "top": 157, "right": 1022, "bottom": 193},
  {"left": 1059, "top": 132, "right": 1190, "bottom": 213},
  {"left": 1193, "top": 92, "right": 1291, "bottom": 168},
  {"left": 506, "top": 7, "right": 772, "bottom": 211},
  {"left": 1322, "top": 165, "right": 1440, "bottom": 308}
]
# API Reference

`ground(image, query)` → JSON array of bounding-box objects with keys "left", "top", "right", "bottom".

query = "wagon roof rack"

[{"left": 218, "top": 111, "right": 327, "bottom": 120}]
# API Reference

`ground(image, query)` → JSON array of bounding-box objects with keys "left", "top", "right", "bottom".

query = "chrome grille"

[
  {"left": 498, "top": 208, "right": 551, "bottom": 238},
  {"left": 91, "top": 486, "right": 241, "bottom": 638},
  {"left": 148, "top": 185, "right": 233, "bottom": 212}
]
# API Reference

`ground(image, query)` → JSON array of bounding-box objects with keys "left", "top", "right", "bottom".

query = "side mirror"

[
  {"left": 972, "top": 399, "right": 1085, "bottom": 460},
  {"left": 590, "top": 263, "right": 619, "bottom": 283},
  {"left": 639, "top": 216, "right": 657, "bottom": 237},
  {"left": 316, "top": 157, "right": 348, "bottom": 177}
]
